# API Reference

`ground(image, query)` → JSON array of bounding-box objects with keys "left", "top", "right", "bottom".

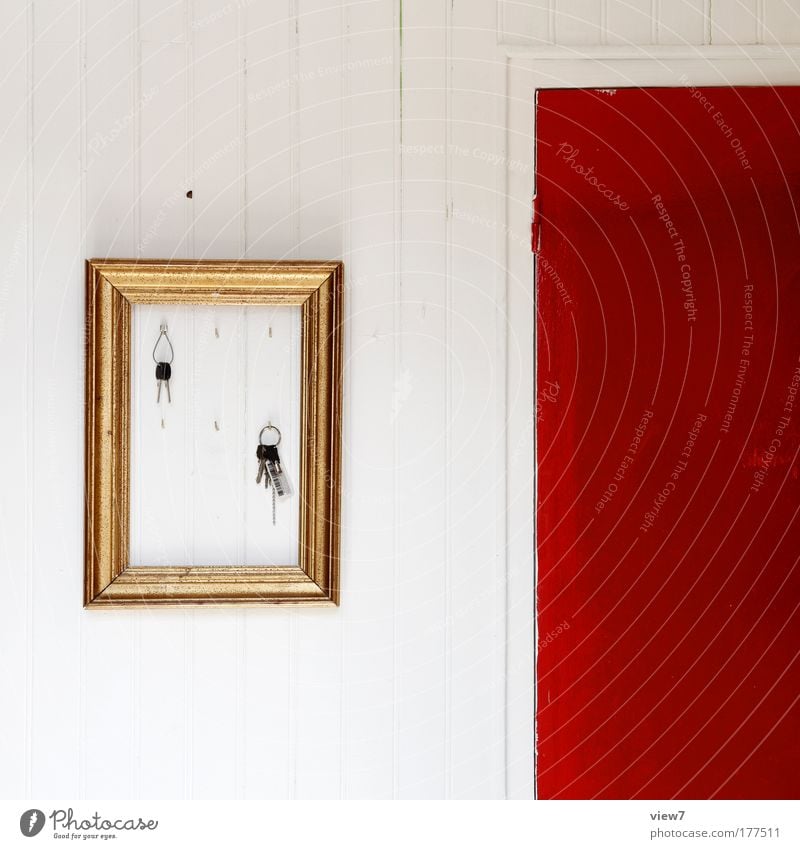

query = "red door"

[{"left": 535, "top": 86, "right": 800, "bottom": 799}]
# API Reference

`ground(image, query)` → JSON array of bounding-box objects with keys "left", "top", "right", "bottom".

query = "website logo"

[{"left": 19, "top": 809, "right": 46, "bottom": 837}]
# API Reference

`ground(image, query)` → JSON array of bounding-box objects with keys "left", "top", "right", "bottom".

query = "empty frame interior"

[{"left": 130, "top": 303, "right": 302, "bottom": 568}]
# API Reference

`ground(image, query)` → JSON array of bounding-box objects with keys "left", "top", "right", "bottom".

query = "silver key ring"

[{"left": 259, "top": 424, "right": 281, "bottom": 446}]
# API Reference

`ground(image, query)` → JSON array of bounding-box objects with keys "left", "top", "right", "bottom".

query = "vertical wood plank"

[
  {"left": 34, "top": 0, "right": 80, "bottom": 43},
  {"left": 606, "top": 0, "right": 655, "bottom": 44},
  {"left": 657, "top": 0, "right": 707, "bottom": 44},
  {"left": 85, "top": 0, "right": 137, "bottom": 259},
  {"left": 130, "top": 305, "right": 194, "bottom": 565},
  {"left": 190, "top": 1, "right": 253, "bottom": 804},
  {"left": 290, "top": 0, "right": 346, "bottom": 798},
  {"left": 241, "top": 0, "right": 296, "bottom": 798},
  {"left": 81, "top": 614, "right": 134, "bottom": 799},
  {"left": 505, "top": 59, "right": 536, "bottom": 800},
  {"left": 191, "top": 613, "right": 239, "bottom": 797},
  {"left": 499, "top": 0, "right": 552, "bottom": 45},
  {"left": 30, "top": 38, "right": 89, "bottom": 797},
  {"left": 554, "top": 0, "right": 603, "bottom": 45},
  {"left": 244, "top": 1, "right": 295, "bottom": 257},
  {"left": 0, "top": 0, "right": 31, "bottom": 801},
  {"left": 339, "top": 0, "right": 397, "bottom": 799},
  {"left": 711, "top": 0, "right": 759, "bottom": 44},
  {"left": 187, "top": 0, "right": 245, "bottom": 799},
  {"left": 139, "top": 0, "right": 185, "bottom": 44},
  {"left": 296, "top": 0, "right": 344, "bottom": 261},
  {"left": 83, "top": 0, "right": 141, "bottom": 799},
  {"left": 243, "top": 307, "right": 301, "bottom": 566},
  {"left": 241, "top": 615, "right": 292, "bottom": 798},
  {"left": 762, "top": 1, "right": 800, "bottom": 44},
  {"left": 396, "top": 0, "right": 448, "bottom": 799},
  {"left": 134, "top": 15, "right": 193, "bottom": 801},
  {"left": 138, "top": 42, "right": 190, "bottom": 259},
  {"left": 449, "top": 0, "right": 507, "bottom": 800},
  {"left": 130, "top": 310, "right": 192, "bottom": 799},
  {"left": 192, "top": 0, "right": 243, "bottom": 258},
  {"left": 191, "top": 306, "right": 245, "bottom": 566},
  {"left": 134, "top": 609, "right": 187, "bottom": 798}
]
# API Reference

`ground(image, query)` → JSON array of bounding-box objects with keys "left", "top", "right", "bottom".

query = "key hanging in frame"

[
  {"left": 256, "top": 423, "right": 293, "bottom": 526},
  {"left": 152, "top": 322, "right": 174, "bottom": 404}
]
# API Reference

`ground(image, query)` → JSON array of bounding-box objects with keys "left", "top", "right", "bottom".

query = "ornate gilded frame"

[{"left": 84, "top": 259, "right": 343, "bottom": 607}]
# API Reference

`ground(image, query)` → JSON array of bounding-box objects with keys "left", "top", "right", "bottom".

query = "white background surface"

[{"left": 1, "top": 0, "right": 799, "bottom": 801}]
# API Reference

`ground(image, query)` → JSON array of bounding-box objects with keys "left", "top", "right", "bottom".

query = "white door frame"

[{"left": 502, "top": 45, "right": 800, "bottom": 799}]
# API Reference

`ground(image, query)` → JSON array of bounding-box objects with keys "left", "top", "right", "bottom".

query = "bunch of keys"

[
  {"left": 152, "top": 323, "right": 174, "bottom": 403},
  {"left": 256, "top": 424, "right": 292, "bottom": 525}
]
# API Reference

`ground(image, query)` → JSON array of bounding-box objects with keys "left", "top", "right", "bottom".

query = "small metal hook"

[{"left": 152, "top": 322, "right": 175, "bottom": 364}]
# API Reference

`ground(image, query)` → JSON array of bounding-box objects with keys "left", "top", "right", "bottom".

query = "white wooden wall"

[
  {"left": 0, "top": 0, "right": 514, "bottom": 801},
  {"left": 1, "top": 0, "right": 798, "bottom": 801}
]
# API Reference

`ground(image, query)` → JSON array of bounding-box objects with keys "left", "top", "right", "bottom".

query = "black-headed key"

[
  {"left": 155, "top": 361, "right": 172, "bottom": 403},
  {"left": 256, "top": 444, "right": 270, "bottom": 487}
]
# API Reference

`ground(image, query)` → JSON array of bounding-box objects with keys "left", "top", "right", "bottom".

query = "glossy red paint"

[{"left": 535, "top": 86, "right": 800, "bottom": 799}]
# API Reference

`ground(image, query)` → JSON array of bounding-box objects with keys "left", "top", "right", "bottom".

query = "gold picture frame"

[{"left": 84, "top": 259, "right": 343, "bottom": 607}]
